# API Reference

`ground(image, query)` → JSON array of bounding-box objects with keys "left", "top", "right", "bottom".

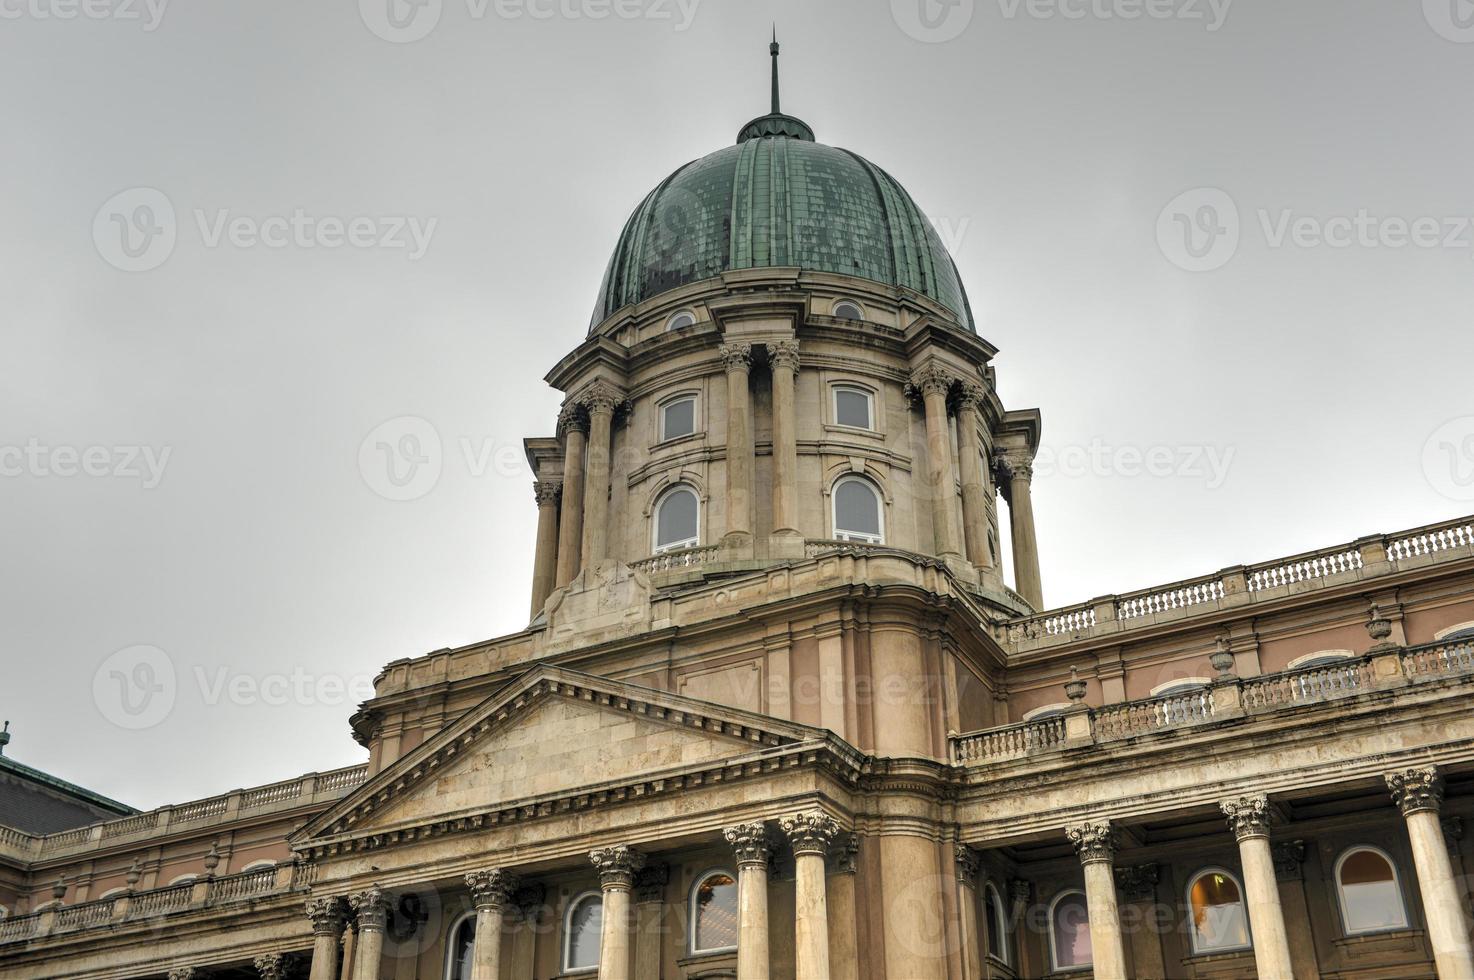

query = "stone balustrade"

[
  {"left": 952, "top": 635, "right": 1474, "bottom": 765},
  {"left": 1007, "top": 515, "right": 1474, "bottom": 651}
]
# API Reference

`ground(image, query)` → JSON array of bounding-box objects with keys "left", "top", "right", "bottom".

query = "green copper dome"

[{"left": 590, "top": 41, "right": 975, "bottom": 332}]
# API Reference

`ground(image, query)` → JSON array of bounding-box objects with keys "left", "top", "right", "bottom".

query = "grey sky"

[{"left": 3, "top": 0, "right": 1472, "bottom": 811}]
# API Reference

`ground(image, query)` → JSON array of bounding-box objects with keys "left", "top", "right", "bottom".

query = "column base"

[
  {"left": 720, "top": 532, "right": 756, "bottom": 560},
  {"left": 768, "top": 532, "right": 807, "bottom": 560}
]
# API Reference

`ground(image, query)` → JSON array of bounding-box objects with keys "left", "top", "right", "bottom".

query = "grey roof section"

[{"left": 0, "top": 755, "right": 136, "bottom": 835}]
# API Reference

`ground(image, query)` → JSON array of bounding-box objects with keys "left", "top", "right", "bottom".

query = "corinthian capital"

[
  {"left": 349, "top": 885, "right": 390, "bottom": 933},
  {"left": 557, "top": 403, "right": 589, "bottom": 436},
  {"left": 533, "top": 481, "right": 562, "bottom": 506},
  {"left": 1221, "top": 795, "right": 1274, "bottom": 841},
  {"left": 723, "top": 822, "right": 774, "bottom": 869},
  {"left": 1387, "top": 766, "right": 1445, "bottom": 816},
  {"left": 719, "top": 342, "right": 753, "bottom": 372},
  {"left": 1066, "top": 821, "right": 1116, "bottom": 865},
  {"left": 769, "top": 340, "right": 801, "bottom": 374},
  {"left": 167, "top": 970, "right": 199, "bottom": 980},
  {"left": 993, "top": 451, "right": 1033, "bottom": 483},
  {"left": 779, "top": 809, "right": 841, "bottom": 857},
  {"left": 909, "top": 363, "right": 956, "bottom": 398},
  {"left": 466, "top": 869, "right": 520, "bottom": 912},
  {"left": 577, "top": 380, "right": 626, "bottom": 417},
  {"left": 954, "top": 844, "right": 982, "bottom": 885},
  {"left": 252, "top": 954, "right": 289, "bottom": 980},
  {"left": 956, "top": 381, "right": 987, "bottom": 413},
  {"left": 305, "top": 896, "right": 348, "bottom": 936},
  {"left": 589, "top": 845, "right": 646, "bottom": 890}
]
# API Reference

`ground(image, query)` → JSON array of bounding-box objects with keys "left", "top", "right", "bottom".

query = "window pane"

[
  {"left": 985, "top": 888, "right": 1006, "bottom": 963},
  {"left": 694, "top": 873, "right": 739, "bottom": 951},
  {"left": 1190, "top": 873, "right": 1248, "bottom": 950},
  {"left": 1052, "top": 894, "right": 1092, "bottom": 968},
  {"left": 835, "top": 389, "right": 871, "bottom": 428},
  {"left": 663, "top": 399, "right": 695, "bottom": 439},
  {"left": 835, "top": 480, "right": 881, "bottom": 538},
  {"left": 450, "top": 919, "right": 475, "bottom": 980},
  {"left": 1341, "top": 851, "right": 1406, "bottom": 932},
  {"left": 834, "top": 302, "right": 863, "bottom": 320},
  {"left": 657, "top": 488, "right": 699, "bottom": 549},
  {"left": 567, "top": 896, "right": 603, "bottom": 969}
]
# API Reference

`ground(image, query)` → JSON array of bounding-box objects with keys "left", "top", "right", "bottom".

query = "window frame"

[
  {"left": 831, "top": 384, "right": 876, "bottom": 431},
  {"left": 1334, "top": 845, "right": 1411, "bottom": 936},
  {"left": 1149, "top": 677, "right": 1212, "bottom": 697},
  {"left": 1286, "top": 650, "right": 1354, "bottom": 670},
  {"left": 1047, "top": 888, "right": 1093, "bottom": 974},
  {"left": 983, "top": 881, "right": 1010, "bottom": 966},
  {"left": 1435, "top": 622, "right": 1474, "bottom": 641},
  {"left": 443, "top": 910, "right": 476, "bottom": 980},
  {"left": 652, "top": 484, "right": 701, "bottom": 554},
  {"left": 1185, "top": 866, "right": 1253, "bottom": 955},
  {"left": 830, "top": 475, "right": 885, "bottom": 544},
  {"left": 832, "top": 299, "right": 865, "bottom": 321},
  {"left": 562, "top": 889, "right": 604, "bottom": 975},
  {"left": 687, "top": 867, "right": 740, "bottom": 956},
  {"left": 665, "top": 309, "right": 697, "bottom": 332},
  {"left": 1022, "top": 702, "right": 1073, "bottom": 721},
  {"left": 659, "top": 393, "right": 699, "bottom": 443}
]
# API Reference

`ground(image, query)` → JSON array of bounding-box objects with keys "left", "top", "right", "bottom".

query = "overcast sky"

[{"left": 2, "top": 0, "right": 1472, "bottom": 811}]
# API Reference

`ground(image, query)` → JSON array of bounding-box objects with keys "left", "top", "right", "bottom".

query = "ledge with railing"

[
  {"left": 0, "top": 763, "right": 368, "bottom": 864},
  {"left": 0, "top": 862, "right": 305, "bottom": 947},
  {"left": 951, "top": 634, "right": 1474, "bottom": 766},
  {"left": 1006, "top": 516, "right": 1474, "bottom": 651}
]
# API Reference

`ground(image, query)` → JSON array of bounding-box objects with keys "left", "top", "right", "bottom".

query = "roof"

[{"left": 0, "top": 755, "right": 136, "bottom": 835}]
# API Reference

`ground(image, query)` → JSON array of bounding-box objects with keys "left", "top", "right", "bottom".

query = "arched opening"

[
  {"left": 654, "top": 484, "right": 700, "bottom": 553},
  {"left": 445, "top": 911, "right": 475, "bottom": 980},
  {"left": 1335, "top": 846, "right": 1410, "bottom": 934},
  {"left": 1048, "top": 889, "right": 1092, "bottom": 971},
  {"left": 1186, "top": 868, "right": 1251, "bottom": 953},
  {"left": 689, "top": 869, "right": 739, "bottom": 954},
  {"left": 563, "top": 891, "right": 603, "bottom": 973},
  {"left": 983, "top": 882, "right": 1010, "bottom": 965},
  {"left": 832, "top": 475, "right": 883, "bottom": 544}
]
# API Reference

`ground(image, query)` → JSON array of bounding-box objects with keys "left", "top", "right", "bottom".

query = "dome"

[{"left": 590, "top": 42, "right": 975, "bottom": 332}]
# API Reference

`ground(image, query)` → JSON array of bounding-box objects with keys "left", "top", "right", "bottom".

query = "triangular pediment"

[{"left": 294, "top": 666, "right": 855, "bottom": 850}]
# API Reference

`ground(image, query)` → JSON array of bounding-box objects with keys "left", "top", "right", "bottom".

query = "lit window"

[
  {"left": 563, "top": 891, "right": 603, "bottom": 973},
  {"left": 666, "top": 310, "right": 697, "bottom": 331},
  {"left": 832, "top": 476, "right": 883, "bottom": 544},
  {"left": 654, "top": 485, "right": 700, "bottom": 553},
  {"left": 1049, "top": 890, "right": 1092, "bottom": 971},
  {"left": 661, "top": 395, "right": 697, "bottom": 441},
  {"left": 833, "top": 385, "right": 874, "bottom": 430},
  {"left": 446, "top": 913, "right": 475, "bottom": 980},
  {"left": 690, "top": 870, "right": 739, "bottom": 954},
  {"left": 1187, "top": 869, "right": 1251, "bottom": 953},
  {"left": 833, "top": 300, "right": 864, "bottom": 320},
  {"left": 984, "top": 883, "right": 1010, "bottom": 965},
  {"left": 1336, "top": 847, "right": 1409, "bottom": 935}
]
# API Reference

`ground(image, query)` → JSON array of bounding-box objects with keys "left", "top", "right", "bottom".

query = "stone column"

[
  {"left": 721, "top": 343, "right": 755, "bottom": 544},
  {"left": 955, "top": 384, "right": 993, "bottom": 572},
  {"left": 1114, "top": 864, "right": 1165, "bottom": 980},
  {"left": 510, "top": 883, "right": 545, "bottom": 980},
  {"left": 781, "top": 810, "right": 840, "bottom": 980},
  {"left": 466, "top": 869, "right": 518, "bottom": 980},
  {"left": 348, "top": 886, "right": 389, "bottom": 980},
  {"left": 827, "top": 834, "right": 861, "bottom": 980},
  {"left": 590, "top": 845, "right": 645, "bottom": 980},
  {"left": 769, "top": 340, "right": 801, "bottom": 538},
  {"left": 724, "top": 822, "right": 774, "bottom": 980},
  {"left": 579, "top": 383, "right": 621, "bottom": 566},
  {"left": 633, "top": 865, "right": 669, "bottom": 980},
  {"left": 911, "top": 365, "right": 963, "bottom": 561},
  {"left": 997, "top": 453, "right": 1043, "bottom": 608},
  {"left": 954, "top": 844, "right": 984, "bottom": 979},
  {"left": 306, "top": 897, "right": 348, "bottom": 980},
  {"left": 1387, "top": 767, "right": 1474, "bottom": 979},
  {"left": 341, "top": 916, "right": 358, "bottom": 980},
  {"left": 1221, "top": 796, "right": 1294, "bottom": 980},
  {"left": 555, "top": 406, "right": 588, "bottom": 587},
  {"left": 1066, "top": 822, "right": 1127, "bottom": 980},
  {"left": 529, "top": 481, "right": 561, "bottom": 615},
  {"left": 254, "top": 954, "right": 288, "bottom": 980}
]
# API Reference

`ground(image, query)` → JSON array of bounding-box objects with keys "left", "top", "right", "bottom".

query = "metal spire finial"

[{"left": 770, "top": 28, "right": 781, "bottom": 115}]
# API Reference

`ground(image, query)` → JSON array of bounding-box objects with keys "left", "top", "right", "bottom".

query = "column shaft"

[
  {"left": 555, "top": 423, "right": 587, "bottom": 587},
  {"left": 581, "top": 401, "right": 615, "bottom": 566},
  {"left": 1237, "top": 836, "right": 1294, "bottom": 980},
  {"left": 306, "top": 898, "right": 347, "bottom": 980},
  {"left": 955, "top": 847, "right": 983, "bottom": 980},
  {"left": 956, "top": 387, "right": 992, "bottom": 570},
  {"left": 1408, "top": 809, "right": 1474, "bottom": 978},
  {"left": 471, "top": 905, "right": 505, "bottom": 980},
  {"left": 591, "top": 846, "right": 643, "bottom": 980},
  {"left": 722, "top": 344, "right": 754, "bottom": 542},
  {"left": 348, "top": 888, "right": 388, "bottom": 980},
  {"left": 770, "top": 341, "right": 800, "bottom": 536},
  {"left": 794, "top": 852, "right": 830, "bottom": 980},
  {"left": 529, "top": 483, "right": 560, "bottom": 616},
  {"left": 352, "top": 929, "right": 383, "bottom": 980},
  {"left": 737, "top": 862, "right": 771, "bottom": 979},
  {"left": 309, "top": 931, "right": 341, "bottom": 980},
  {"left": 1007, "top": 464, "right": 1043, "bottom": 607},
  {"left": 913, "top": 368, "right": 962, "bottom": 560},
  {"left": 1081, "top": 861, "right": 1128, "bottom": 980}
]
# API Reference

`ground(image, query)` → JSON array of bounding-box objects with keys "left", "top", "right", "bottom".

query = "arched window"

[
  {"left": 1186, "top": 868, "right": 1251, "bottom": 953},
  {"left": 654, "top": 485, "right": 700, "bottom": 553},
  {"left": 832, "top": 384, "right": 875, "bottom": 430},
  {"left": 1023, "top": 703, "right": 1073, "bottom": 721},
  {"left": 445, "top": 912, "right": 475, "bottom": 980},
  {"left": 660, "top": 394, "right": 698, "bottom": 441},
  {"left": 240, "top": 859, "right": 276, "bottom": 872},
  {"left": 832, "top": 300, "right": 864, "bottom": 320},
  {"left": 832, "top": 476, "right": 883, "bottom": 544},
  {"left": 1287, "top": 650, "right": 1354, "bottom": 670},
  {"left": 689, "top": 869, "right": 739, "bottom": 954},
  {"left": 666, "top": 310, "right": 697, "bottom": 331},
  {"left": 1048, "top": 890, "right": 1092, "bottom": 972},
  {"left": 563, "top": 891, "right": 603, "bottom": 973},
  {"left": 168, "top": 874, "right": 197, "bottom": 886},
  {"left": 983, "top": 882, "right": 1010, "bottom": 965},
  {"left": 1335, "top": 847, "right": 1409, "bottom": 934},
  {"left": 1437, "top": 623, "right": 1474, "bottom": 642},
  {"left": 1150, "top": 678, "right": 1211, "bottom": 697}
]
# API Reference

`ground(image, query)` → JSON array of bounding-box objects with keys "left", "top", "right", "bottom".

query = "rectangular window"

[
  {"left": 661, "top": 397, "right": 696, "bottom": 441},
  {"left": 833, "top": 386, "right": 874, "bottom": 430}
]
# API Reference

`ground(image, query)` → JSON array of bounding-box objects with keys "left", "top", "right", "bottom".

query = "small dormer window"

[
  {"left": 833, "top": 300, "right": 864, "bottom": 321},
  {"left": 666, "top": 310, "right": 697, "bottom": 331}
]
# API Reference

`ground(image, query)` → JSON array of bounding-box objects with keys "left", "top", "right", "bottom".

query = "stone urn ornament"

[
  {"left": 1210, "top": 637, "right": 1237, "bottom": 679},
  {"left": 1064, "top": 666, "right": 1088, "bottom": 703}
]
